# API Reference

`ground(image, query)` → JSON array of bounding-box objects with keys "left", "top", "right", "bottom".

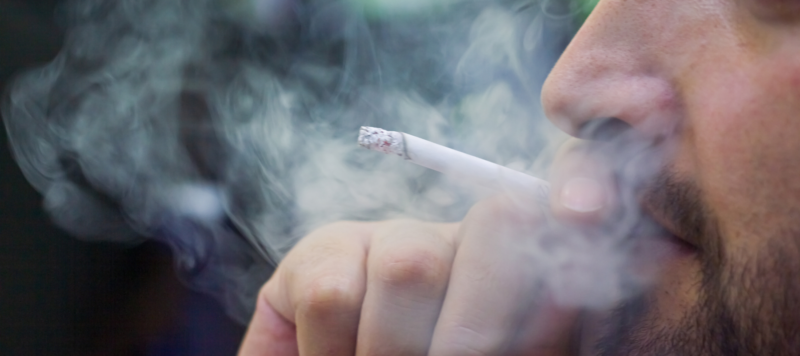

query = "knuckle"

[
  {"left": 375, "top": 247, "right": 450, "bottom": 288},
  {"left": 297, "top": 275, "right": 363, "bottom": 319},
  {"left": 255, "top": 283, "right": 274, "bottom": 314},
  {"left": 257, "top": 271, "right": 287, "bottom": 311},
  {"left": 257, "top": 281, "right": 273, "bottom": 306}
]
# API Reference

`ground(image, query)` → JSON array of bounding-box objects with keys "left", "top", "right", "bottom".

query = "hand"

[{"left": 239, "top": 139, "right": 613, "bottom": 356}]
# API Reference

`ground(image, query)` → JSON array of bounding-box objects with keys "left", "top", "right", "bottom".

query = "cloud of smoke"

[{"left": 2, "top": 0, "right": 664, "bottom": 324}]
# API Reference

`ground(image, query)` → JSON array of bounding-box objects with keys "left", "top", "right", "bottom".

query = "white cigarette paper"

[{"left": 358, "top": 126, "right": 551, "bottom": 206}]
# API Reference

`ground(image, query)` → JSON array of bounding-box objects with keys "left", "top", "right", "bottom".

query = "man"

[{"left": 239, "top": 0, "right": 800, "bottom": 355}]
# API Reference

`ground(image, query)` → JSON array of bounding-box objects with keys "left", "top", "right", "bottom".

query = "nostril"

[{"left": 578, "top": 117, "right": 631, "bottom": 141}]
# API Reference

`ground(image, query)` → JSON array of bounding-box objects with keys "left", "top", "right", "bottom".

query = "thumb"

[
  {"left": 549, "top": 138, "right": 617, "bottom": 225},
  {"left": 238, "top": 292, "right": 298, "bottom": 356}
]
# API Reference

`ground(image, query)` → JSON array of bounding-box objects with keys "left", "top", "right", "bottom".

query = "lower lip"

[{"left": 627, "top": 231, "right": 695, "bottom": 283}]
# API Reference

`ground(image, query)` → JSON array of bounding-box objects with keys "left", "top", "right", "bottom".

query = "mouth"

[
  {"left": 620, "top": 212, "right": 695, "bottom": 290},
  {"left": 638, "top": 197, "right": 699, "bottom": 257}
]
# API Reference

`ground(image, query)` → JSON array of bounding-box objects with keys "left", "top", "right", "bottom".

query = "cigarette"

[{"left": 357, "top": 126, "right": 551, "bottom": 206}]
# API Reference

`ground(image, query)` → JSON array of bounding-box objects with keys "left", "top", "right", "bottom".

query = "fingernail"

[{"left": 560, "top": 177, "right": 605, "bottom": 213}]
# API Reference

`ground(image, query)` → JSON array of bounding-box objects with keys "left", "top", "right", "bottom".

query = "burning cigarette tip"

[
  {"left": 358, "top": 126, "right": 407, "bottom": 158},
  {"left": 356, "top": 126, "right": 550, "bottom": 206}
]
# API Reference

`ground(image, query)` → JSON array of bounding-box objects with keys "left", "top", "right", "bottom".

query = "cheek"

[
  {"left": 699, "top": 62, "right": 800, "bottom": 194},
  {"left": 684, "top": 51, "right": 800, "bottom": 248}
]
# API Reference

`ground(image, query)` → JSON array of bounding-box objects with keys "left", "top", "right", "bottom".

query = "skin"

[
  {"left": 545, "top": 0, "right": 800, "bottom": 354},
  {"left": 239, "top": 0, "right": 800, "bottom": 355}
]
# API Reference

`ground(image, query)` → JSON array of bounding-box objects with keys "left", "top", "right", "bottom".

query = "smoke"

[{"left": 1, "top": 0, "right": 658, "bottom": 325}]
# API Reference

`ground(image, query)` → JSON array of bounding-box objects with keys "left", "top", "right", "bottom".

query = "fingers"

[
  {"left": 355, "top": 221, "right": 459, "bottom": 356},
  {"left": 429, "top": 196, "right": 578, "bottom": 356},
  {"left": 240, "top": 220, "right": 461, "bottom": 356},
  {"left": 240, "top": 150, "right": 612, "bottom": 356},
  {"left": 261, "top": 221, "right": 375, "bottom": 356}
]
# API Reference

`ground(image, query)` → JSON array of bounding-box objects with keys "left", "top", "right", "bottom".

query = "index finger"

[{"left": 241, "top": 221, "right": 374, "bottom": 356}]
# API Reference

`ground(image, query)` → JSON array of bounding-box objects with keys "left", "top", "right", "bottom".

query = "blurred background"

[
  {"left": 1, "top": 1, "right": 246, "bottom": 355},
  {"left": 0, "top": 0, "right": 593, "bottom": 354}
]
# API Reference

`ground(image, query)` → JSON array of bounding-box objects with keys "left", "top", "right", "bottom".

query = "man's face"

[{"left": 542, "top": 0, "right": 800, "bottom": 354}]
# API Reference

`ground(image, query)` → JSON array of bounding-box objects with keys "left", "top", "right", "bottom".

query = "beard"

[{"left": 594, "top": 172, "right": 800, "bottom": 356}]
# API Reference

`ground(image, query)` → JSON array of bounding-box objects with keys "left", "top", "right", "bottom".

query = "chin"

[{"left": 577, "top": 234, "right": 800, "bottom": 356}]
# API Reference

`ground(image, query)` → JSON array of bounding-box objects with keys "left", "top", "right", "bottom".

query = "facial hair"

[{"left": 595, "top": 171, "right": 800, "bottom": 356}]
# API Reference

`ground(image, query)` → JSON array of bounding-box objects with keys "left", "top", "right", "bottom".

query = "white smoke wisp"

[{"left": 2, "top": 0, "right": 664, "bottom": 324}]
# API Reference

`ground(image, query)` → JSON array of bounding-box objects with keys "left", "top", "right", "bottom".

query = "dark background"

[
  {"left": 0, "top": 1, "right": 578, "bottom": 354},
  {"left": 0, "top": 1, "right": 246, "bottom": 354}
]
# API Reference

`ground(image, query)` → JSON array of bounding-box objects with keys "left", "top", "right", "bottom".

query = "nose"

[{"left": 541, "top": 0, "right": 680, "bottom": 139}]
